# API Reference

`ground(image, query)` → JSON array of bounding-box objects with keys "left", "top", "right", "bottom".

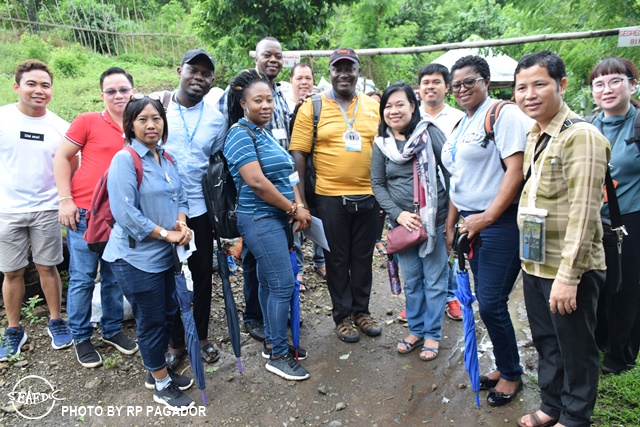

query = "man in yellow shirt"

[{"left": 290, "top": 48, "right": 381, "bottom": 343}]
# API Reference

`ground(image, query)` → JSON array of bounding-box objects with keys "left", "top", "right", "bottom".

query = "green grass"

[
  {"left": 594, "top": 363, "right": 640, "bottom": 427},
  {"left": 0, "top": 37, "right": 178, "bottom": 122}
]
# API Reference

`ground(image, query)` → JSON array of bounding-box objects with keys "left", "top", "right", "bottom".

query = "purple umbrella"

[{"left": 387, "top": 253, "right": 402, "bottom": 295}]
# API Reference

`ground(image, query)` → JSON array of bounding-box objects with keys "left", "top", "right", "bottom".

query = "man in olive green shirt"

[{"left": 514, "top": 51, "right": 609, "bottom": 427}]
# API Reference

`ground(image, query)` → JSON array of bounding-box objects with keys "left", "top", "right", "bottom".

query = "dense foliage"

[
  {"left": 2, "top": 0, "right": 640, "bottom": 109},
  {"left": 0, "top": 2, "right": 638, "bottom": 425}
]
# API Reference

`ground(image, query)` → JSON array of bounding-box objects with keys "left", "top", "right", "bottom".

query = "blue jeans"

[
  {"left": 461, "top": 205, "right": 522, "bottom": 381},
  {"left": 397, "top": 224, "right": 448, "bottom": 340},
  {"left": 293, "top": 232, "right": 325, "bottom": 271},
  {"left": 446, "top": 267, "right": 458, "bottom": 303},
  {"left": 110, "top": 259, "right": 177, "bottom": 372},
  {"left": 237, "top": 212, "right": 294, "bottom": 357},
  {"left": 67, "top": 209, "right": 123, "bottom": 341}
]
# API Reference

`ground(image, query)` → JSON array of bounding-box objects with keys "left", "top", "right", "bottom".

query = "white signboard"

[
  {"left": 618, "top": 26, "right": 640, "bottom": 47},
  {"left": 282, "top": 52, "right": 300, "bottom": 68}
]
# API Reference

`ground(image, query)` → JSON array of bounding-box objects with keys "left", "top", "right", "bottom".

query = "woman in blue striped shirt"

[{"left": 223, "top": 69, "right": 312, "bottom": 381}]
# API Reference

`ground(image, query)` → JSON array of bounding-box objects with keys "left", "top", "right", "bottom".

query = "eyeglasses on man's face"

[
  {"left": 102, "top": 87, "right": 132, "bottom": 96},
  {"left": 451, "top": 77, "right": 485, "bottom": 92},
  {"left": 591, "top": 77, "right": 633, "bottom": 93}
]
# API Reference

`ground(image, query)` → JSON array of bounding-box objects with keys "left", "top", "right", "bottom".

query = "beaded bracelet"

[{"left": 287, "top": 203, "right": 297, "bottom": 216}]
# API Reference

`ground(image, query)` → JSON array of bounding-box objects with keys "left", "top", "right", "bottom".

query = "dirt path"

[{"left": 0, "top": 254, "right": 542, "bottom": 427}]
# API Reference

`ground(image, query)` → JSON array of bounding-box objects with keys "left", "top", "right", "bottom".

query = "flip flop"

[
  {"left": 373, "top": 247, "right": 387, "bottom": 257},
  {"left": 200, "top": 342, "right": 220, "bottom": 363},
  {"left": 296, "top": 275, "right": 307, "bottom": 292},
  {"left": 397, "top": 338, "right": 424, "bottom": 354},
  {"left": 516, "top": 410, "right": 558, "bottom": 427},
  {"left": 419, "top": 346, "right": 439, "bottom": 361},
  {"left": 313, "top": 267, "right": 327, "bottom": 281}
]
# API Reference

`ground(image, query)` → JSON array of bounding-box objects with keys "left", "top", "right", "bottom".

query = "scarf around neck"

[{"left": 374, "top": 119, "right": 439, "bottom": 256}]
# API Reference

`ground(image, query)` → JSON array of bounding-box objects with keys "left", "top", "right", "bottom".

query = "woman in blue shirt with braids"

[{"left": 223, "top": 69, "right": 312, "bottom": 381}]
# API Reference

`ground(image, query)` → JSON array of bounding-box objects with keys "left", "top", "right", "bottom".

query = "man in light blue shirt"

[{"left": 162, "top": 49, "right": 227, "bottom": 368}]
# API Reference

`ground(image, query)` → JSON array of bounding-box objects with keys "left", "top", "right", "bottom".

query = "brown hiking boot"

[
  {"left": 336, "top": 317, "right": 360, "bottom": 343},
  {"left": 354, "top": 313, "right": 382, "bottom": 337}
]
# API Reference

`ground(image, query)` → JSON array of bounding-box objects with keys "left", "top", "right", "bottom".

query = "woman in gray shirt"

[{"left": 371, "top": 82, "right": 449, "bottom": 361}]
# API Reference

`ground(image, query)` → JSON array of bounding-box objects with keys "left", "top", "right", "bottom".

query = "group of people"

[
  {"left": 0, "top": 50, "right": 226, "bottom": 411},
  {"left": 0, "top": 35, "right": 638, "bottom": 425}
]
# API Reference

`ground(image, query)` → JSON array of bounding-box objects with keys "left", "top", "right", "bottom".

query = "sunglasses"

[
  {"left": 129, "top": 93, "right": 161, "bottom": 102},
  {"left": 102, "top": 87, "right": 132, "bottom": 96}
]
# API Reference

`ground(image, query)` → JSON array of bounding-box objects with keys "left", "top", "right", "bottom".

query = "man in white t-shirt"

[
  {"left": 410, "top": 63, "right": 465, "bottom": 322},
  {"left": 0, "top": 60, "right": 71, "bottom": 361}
]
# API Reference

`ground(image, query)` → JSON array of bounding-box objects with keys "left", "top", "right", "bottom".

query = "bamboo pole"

[
  {"left": 249, "top": 28, "right": 622, "bottom": 58},
  {"left": 0, "top": 16, "right": 195, "bottom": 39},
  {"left": 101, "top": 0, "right": 112, "bottom": 56},
  {"left": 11, "top": 0, "right": 22, "bottom": 32}
]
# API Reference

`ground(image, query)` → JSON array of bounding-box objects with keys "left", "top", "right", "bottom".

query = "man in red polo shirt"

[{"left": 54, "top": 67, "right": 138, "bottom": 368}]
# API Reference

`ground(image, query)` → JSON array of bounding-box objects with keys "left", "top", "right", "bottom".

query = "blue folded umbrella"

[
  {"left": 453, "top": 239, "right": 481, "bottom": 408},
  {"left": 289, "top": 250, "right": 301, "bottom": 359},
  {"left": 216, "top": 240, "right": 243, "bottom": 373},
  {"left": 172, "top": 245, "right": 207, "bottom": 405}
]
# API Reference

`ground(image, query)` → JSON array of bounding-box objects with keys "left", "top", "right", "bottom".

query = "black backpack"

[{"left": 202, "top": 123, "right": 260, "bottom": 239}]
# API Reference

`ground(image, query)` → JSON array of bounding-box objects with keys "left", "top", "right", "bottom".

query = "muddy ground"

[{"left": 0, "top": 244, "right": 543, "bottom": 427}]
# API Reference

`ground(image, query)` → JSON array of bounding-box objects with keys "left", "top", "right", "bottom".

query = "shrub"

[
  {"left": 51, "top": 45, "right": 88, "bottom": 78},
  {"left": 19, "top": 33, "right": 52, "bottom": 63}
]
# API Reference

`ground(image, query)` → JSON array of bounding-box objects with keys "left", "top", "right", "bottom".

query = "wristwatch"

[{"left": 159, "top": 228, "right": 168, "bottom": 241}]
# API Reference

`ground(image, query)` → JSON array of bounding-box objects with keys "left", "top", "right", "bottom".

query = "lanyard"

[
  {"left": 176, "top": 100, "right": 204, "bottom": 147},
  {"left": 527, "top": 136, "right": 553, "bottom": 207},
  {"left": 331, "top": 89, "right": 359, "bottom": 130}
]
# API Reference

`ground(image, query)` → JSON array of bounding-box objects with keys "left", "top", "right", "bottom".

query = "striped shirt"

[
  {"left": 518, "top": 103, "right": 610, "bottom": 285},
  {"left": 223, "top": 118, "right": 295, "bottom": 215}
]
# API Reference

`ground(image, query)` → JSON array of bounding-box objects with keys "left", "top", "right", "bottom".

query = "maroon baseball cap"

[{"left": 329, "top": 48, "right": 360, "bottom": 66}]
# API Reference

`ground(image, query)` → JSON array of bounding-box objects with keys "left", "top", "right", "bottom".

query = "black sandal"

[
  {"left": 165, "top": 348, "right": 187, "bottom": 370},
  {"left": 200, "top": 342, "right": 220, "bottom": 363}
]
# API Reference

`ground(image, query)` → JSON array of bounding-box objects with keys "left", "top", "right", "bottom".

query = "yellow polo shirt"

[{"left": 289, "top": 92, "right": 380, "bottom": 196}]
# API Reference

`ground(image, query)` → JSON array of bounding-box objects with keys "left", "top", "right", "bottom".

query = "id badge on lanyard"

[
  {"left": 519, "top": 138, "right": 552, "bottom": 264},
  {"left": 520, "top": 207, "right": 547, "bottom": 263}
]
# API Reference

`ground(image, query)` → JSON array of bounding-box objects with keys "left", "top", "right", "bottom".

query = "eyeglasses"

[
  {"left": 592, "top": 77, "right": 634, "bottom": 93},
  {"left": 102, "top": 87, "right": 132, "bottom": 96},
  {"left": 129, "top": 93, "right": 161, "bottom": 102},
  {"left": 451, "top": 77, "right": 485, "bottom": 92}
]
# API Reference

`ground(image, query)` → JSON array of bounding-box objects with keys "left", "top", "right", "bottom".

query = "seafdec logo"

[{"left": 7, "top": 375, "right": 64, "bottom": 419}]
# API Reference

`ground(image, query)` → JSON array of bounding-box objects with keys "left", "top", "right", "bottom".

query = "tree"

[
  {"left": 498, "top": 0, "right": 640, "bottom": 112},
  {"left": 193, "top": 0, "right": 350, "bottom": 82}
]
